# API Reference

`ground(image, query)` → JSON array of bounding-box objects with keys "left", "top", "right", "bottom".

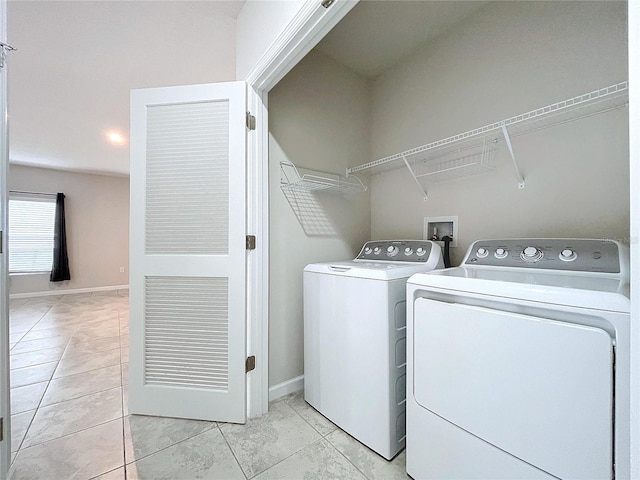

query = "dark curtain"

[{"left": 50, "top": 192, "right": 70, "bottom": 282}]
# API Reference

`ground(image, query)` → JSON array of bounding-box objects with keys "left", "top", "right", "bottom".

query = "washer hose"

[{"left": 441, "top": 236, "right": 452, "bottom": 268}]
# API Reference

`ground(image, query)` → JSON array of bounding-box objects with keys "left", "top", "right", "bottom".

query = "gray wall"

[
  {"left": 268, "top": 50, "right": 371, "bottom": 387},
  {"left": 9, "top": 165, "right": 129, "bottom": 295},
  {"left": 370, "top": 1, "right": 629, "bottom": 265}
]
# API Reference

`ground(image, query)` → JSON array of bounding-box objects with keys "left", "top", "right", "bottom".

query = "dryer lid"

[{"left": 409, "top": 266, "right": 630, "bottom": 312}]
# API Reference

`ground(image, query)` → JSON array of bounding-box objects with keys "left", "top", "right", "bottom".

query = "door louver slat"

[
  {"left": 145, "top": 100, "right": 229, "bottom": 255},
  {"left": 144, "top": 276, "right": 229, "bottom": 391}
]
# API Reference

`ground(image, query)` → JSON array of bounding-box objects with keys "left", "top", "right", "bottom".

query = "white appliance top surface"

[
  {"left": 305, "top": 260, "right": 439, "bottom": 281},
  {"left": 409, "top": 266, "right": 630, "bottom": 312},
  {"left": 408, "top": 238, "right": 630, "bottom": 312},
  {"left": 305, "top": 240, "right": 443, "bottom": 281}
]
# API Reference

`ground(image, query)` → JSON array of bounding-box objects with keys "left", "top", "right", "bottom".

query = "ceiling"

[
  {"left": 8, "top": 0, "right": 242, "bottom": 177},
  {"left": 315, "top": 1, "right": 488, "bottom": 78},
  {"left": 8, "top": 0, "right": 487, "bottom": 177}
]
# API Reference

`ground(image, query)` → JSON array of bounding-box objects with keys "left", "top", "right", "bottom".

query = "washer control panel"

[
  {"left": 357, "top": 240, "right": 434, "bottom": 263},
  {"left": 463, "top": 239, "right": 622, "bottom": 273}
]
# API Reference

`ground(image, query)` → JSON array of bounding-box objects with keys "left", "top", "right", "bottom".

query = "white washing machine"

[
  {"left": 304, "top": 240, "right": 443, "bottom": 460},
  {"left": 406, "top": 238, "right": 630, "bottom": 479}
]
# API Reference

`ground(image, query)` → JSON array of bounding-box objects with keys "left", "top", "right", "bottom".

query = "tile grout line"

[
  {"left": 10, "top": 345, "right": 69, "bottom": 368},
  {"left": 16, "top": 392, "right": 124, "bottom": 450},
  {"left": 280, "top": 394, "right": 384, "bottom": 480},
  {"left": 324, "top": 432, "right": 375, "bottom": 480},
  {"left": 121, "top": 415, "right": 128, "bottom": 480},
  {"left": 9, "top": 299, "right": 59, "bottom": 353},
  {"left": 281, "top": 394, "right": 336, "bottom": 439},
  {"left": 217, "top": 422, "right": 250, "bottom": 480},
  {"left": 16, "top": 416, "right": 125, "bottom": 452},
  {"left": 122, "top": 421, "right": 219, "bottom": 467},
  {"left": 9, "top": 293, "right": 126, "bottom": 470},
  {"left": 9, "top": 361, "right": 59, "bottom": 389},
  {"left": 249, "top": 436, "right": 327, "bottom": 480},
  {"left": 12, "top": 297, "right": 69, "bottom": 459},
  {"left": 37, "top": 382, "right": 124, "bottom": 410},
  {"left": 241, "top": 400, "right": 324, "bottom": 479},
  {"left": 13, "top": 295, "right": 123, "bottom": 457},
  {"left": 119, "top": 299, "right": 129, "bottom": 480}
]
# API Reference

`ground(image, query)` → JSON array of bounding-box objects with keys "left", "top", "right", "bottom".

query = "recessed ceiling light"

[{"left": 106, "top": 131, "right": 126, "bottom": 146}]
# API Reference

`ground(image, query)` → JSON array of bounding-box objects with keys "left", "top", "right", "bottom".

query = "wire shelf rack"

[
  {"left": 346, "top": 81, "right": 628, "bottom": 198},
  {"left": 409, "top": 137, "right": 497, "bottom": 183},
  {"left": 280, "top": 160, "right": 367, "bottom": 196}
]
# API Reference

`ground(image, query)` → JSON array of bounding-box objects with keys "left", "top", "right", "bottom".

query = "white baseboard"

[
  {"left": 10, "top": 284, "right": 129, "bottom": 299},
  {"left": 268, "top": 374, "right": 304, "bottom": 402}
]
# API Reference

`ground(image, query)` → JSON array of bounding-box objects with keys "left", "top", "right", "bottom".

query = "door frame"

[
  {"left": 0, "top": 0, "right": 9, "bottom": 475},
  {"left": 628, "top": 1, "right": 639, "bottom": 477},
  {"left": 244, "top": 0, "right": 358, "bottom": 417}
]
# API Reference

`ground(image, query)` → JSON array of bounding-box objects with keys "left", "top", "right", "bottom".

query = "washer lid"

[
  {"left": 409, "top": 267, "right": 630, "bottom": 312},
  {"left": 304, "top": 260, "right": 441, "bottom": 281}
]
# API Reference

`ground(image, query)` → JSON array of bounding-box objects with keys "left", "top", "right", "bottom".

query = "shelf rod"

[
  {"left": 347, "top": 81, "right": 628, "bottom": 175},
  {"left": 400, "top": 154, "right": 428, "bottom": 201},
  {"left": 500, "top": 124, "right": 525, "bottom": 189}
]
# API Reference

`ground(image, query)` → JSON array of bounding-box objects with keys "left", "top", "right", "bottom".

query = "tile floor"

[{"left": 7, "top": 291, "right": 408, "bottom": 480}]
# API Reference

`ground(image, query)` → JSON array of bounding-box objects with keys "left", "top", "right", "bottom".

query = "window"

[{"left": 9, "top": 194, "right": 56, "bottom": 273}]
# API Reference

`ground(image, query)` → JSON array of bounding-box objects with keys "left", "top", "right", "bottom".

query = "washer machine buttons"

[
  {"left": 521, "top": 246, "right": 543, "bottom": 262},
  {"left": 494, "top": 248, "right": 508, "bottom": 259},
  {"left": 386, "top": 246, "right": 399, "bottom": 257},
  {"left": 373, "top": 247, "right": 382, "bottom": 255},
  {"left": 404, "top": 247, "right": 413, "bottom": 256},
  {"left": 416, "top": 247, "right": 426, "bottom": 256},
  {"left": 476, "top": 248, "right": 489, "bottom": 258},
  {"left": 560, "top": 249, "right": 577, "bottom": 262}
]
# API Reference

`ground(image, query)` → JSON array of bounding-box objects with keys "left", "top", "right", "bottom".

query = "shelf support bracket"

[
  {"left": 501, "top": 123, "right": 525, "bottom": 189},
  {"left": 400, "top": 154, "right": 428, "bottom": 201}
]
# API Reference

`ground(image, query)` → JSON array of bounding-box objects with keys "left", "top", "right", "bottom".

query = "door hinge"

[
  {"left": 0, "top": 231, "right": 3, "bottom": 254},
  {"left": 246, "top": 235, "right": 256, "bottom": 250},
  {"left": 0, "top": 417, "right": 3, "bottom": 442},
  {"left": 246, "top": 355, "right": 256, "bottom": 373},
  {"left": 246, "top": 112, "right": 256, "bottom": 131},
  {"left": 321, "top": 0, "right": 335, "bottom": 8}
]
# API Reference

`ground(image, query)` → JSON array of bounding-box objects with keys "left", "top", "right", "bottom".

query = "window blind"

[{"left": 9, "top": 194, "right": 56, "bottom": 273}]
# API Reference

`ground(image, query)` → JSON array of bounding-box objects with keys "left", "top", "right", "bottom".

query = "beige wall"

[
  {"left": 370, "top": 1, "right": 629, "bottom": 265},
  {"left": 268, "top": 50, "right": 371, "bottom": 387},
  {"left": 236, "top": 0, "right": 306, "bottom": 80},
  {"left": 9, "top": 165, "right": 129, "bottom": 295}
]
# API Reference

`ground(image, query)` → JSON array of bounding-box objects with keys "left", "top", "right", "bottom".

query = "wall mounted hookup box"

[{"left": 424, "top": 216, "right": 458, "bottom": 248}]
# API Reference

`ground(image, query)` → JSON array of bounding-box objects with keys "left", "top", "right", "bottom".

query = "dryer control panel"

[
  {"left": 463, "top": 238, "right": 624, "bottom": 274},
  {"left": 356, "top": 240, "right": 436, "bottom": 263}
]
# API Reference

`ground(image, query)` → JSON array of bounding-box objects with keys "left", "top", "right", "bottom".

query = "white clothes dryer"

[
  {"left": 406, "top": 238, "right": 630, "bottom": 479},
  {"left": 304, "top": 240, "right": 443, "bottom": 460}
]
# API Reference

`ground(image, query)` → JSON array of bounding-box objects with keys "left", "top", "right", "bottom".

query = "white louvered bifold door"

[{"left": 129, "top": 82, "right": 247, "bottom": 423}]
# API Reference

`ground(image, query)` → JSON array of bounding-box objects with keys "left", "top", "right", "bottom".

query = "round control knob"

[
  {"left": 521, "top": 246, "right": 543, "bottom": 262},
  {"left": 416, "top": 247, "right": 426, "bottom": 256},
  {"left": 373, "top": 247, "right": 382, "bottom": 255},
  {"left": 404, "top": 247, "right": 413, "bottom": 256},
  {"left": 476, "top": 248, "right": 489, "bottom": 258},
  {"left": 386, "top": 245, "right": 399, "bottom": 257},
  {"left": 560, "top": 249, "right": 577, "bottom": 262},
  {"left": 364, "top": 247, "right": 372, "bottom": 254},
  {"left": 494, "top": 248, "right": 508, "bottom": 259}
]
